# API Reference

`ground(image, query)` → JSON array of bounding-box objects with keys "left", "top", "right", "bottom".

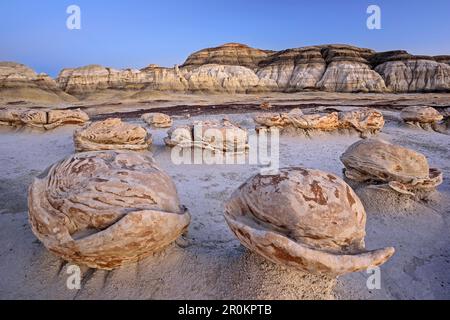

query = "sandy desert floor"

[{"left": 0, "top": 102, "right": 449, "bottom": 300}]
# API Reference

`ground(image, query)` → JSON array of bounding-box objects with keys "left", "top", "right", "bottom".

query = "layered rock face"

[
  {"left": 3, "top": 43, "right": 449, "bottom": 100},
  {"left": 254, "top": 108, "right": 384, "bottom": 137},
  {"left": 317, "top": 45, "right": 387, "bottom": 93},
  {"left": 0, "top": 62, "right": 76, "bottom": 103},
  {"left": 372, "top": 51, "right": 450, "bottom": 92},
  {"left": 73, "top": 118, "right": 151, "bottom": 152},
  {"left": 181, "top": 43, "right": 273, "bottom": 69},
  {"left": 58, "top": 64, "right": 192, "bottom": 95},
  {"left": 256, "top": 47, "right": 326, "bottom": 91},
  {"left": 165, "top": 119, "right": 248, "bottom": 153},
  {"left": 58, "top": 65, "right": 150, "bottom": 95}
]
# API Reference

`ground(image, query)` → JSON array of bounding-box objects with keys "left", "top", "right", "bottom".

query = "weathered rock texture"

[
  {"left": 254, "top": 108, "right": 384, "bottom": 137},
  {"left": 0, "top": 108, "right": 89, "bottom": 129},
  {"left": 317, "top": 45, "right": 387, "bottom": 93},
  {"left": 141, "top": 112, "right": 173, "bottom": 128},
  {"left": 49, "top": 44, "right": 450, "bottom": 96},
  {"left": 74, "top": 118, "right": 151, "bottom": 152},
  {"left": 165, "top": 119, "right": 248, "bottom": 153},
  {"left": 0, "top": 62, "right": 76, "bottom": 103},
  {"left": 400, "top": 106, "right": 444, "bottom": 124},
  {"left": 28, "top": 151, "right": 190, "bottom": 269},
  {"left": 399, "top": 106, "right": 447, "bottom": 132},
  {"left": 337, "top": 108, "right": 385, "bottom": 136},
  {"left": 341, "top": 139, "right": 443, "bottom": 196},
  {"left": 372, "top": 51, "right": 450, "bottom": 92},
  {"left": 3, "top": 44, "right": 449, "bottom": 100},
  {"left": 224, "top": 167, "right": 395, "bottom": 276},
  {"left": 182, "top": 43, "right": 273, "bottom": 69},
  {"left": 57, "top": 64, "right": 189, "bottom": 95}
]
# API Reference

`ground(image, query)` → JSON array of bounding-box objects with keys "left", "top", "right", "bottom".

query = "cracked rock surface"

[
  {"left": 74, "top": 118, "right": 151, "bottom": 152},
  {"left": 28, "top": 151, "right": 190, "bottom": 270},
  {"left": 341, "top": 138, "right": 443, "bottom": 196},
  {"left": 254, "top": 108, "right": 384, "bottom": 137},
  {"left": 0, "top": 108, "right": 89, "bottom": 129},
  {"left": 224, "top": 167, "right": 395, "bottom": 276}
]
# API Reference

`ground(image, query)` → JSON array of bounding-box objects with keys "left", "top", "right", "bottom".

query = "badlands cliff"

[
  {"left": 0, "top": 62, "right": 77, "bottom": 103},
  {"left": 1, "top": 43, "right": 450, "bottom": 103}
]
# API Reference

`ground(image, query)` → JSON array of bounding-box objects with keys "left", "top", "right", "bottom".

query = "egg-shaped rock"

[
  {"left": 224, "top": 167, "right": 394, "bottom": 276},
  {"left": 28, "top": 151, "right": 190, "bottom": 269},
  {"left": 340, "top": 138, "right": 443, "bottom": 195},
  {"left": 74, "top": 118, "right": 151, "bottom": 152}
]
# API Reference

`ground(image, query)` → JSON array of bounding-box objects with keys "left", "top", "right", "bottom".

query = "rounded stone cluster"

[
  {"left": 254, "top": 108, "right": 384, "bottom": 137},
  {"left": 0, "top": 108, "right": 89, "bottom": 129},
  {"left": 400, "top": 106, "right": 443, "bottom": 124}
]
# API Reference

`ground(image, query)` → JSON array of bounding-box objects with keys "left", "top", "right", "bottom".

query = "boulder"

[
  {"left": 165, "top": 119, "right": 248, "bottom": 153},
  {"left": 259, "top": 102, "right": 273, "bottom": 110},
  {"left": 28, "top": 151, "right": 190, "bottom": 269},
  {"left": 141, "top": 112, "right": 173, "bottom": 128},
  {"left": 317, "top": 45, "right": 387, "bottom": 93},
  {"left": 341, "top": 139, "right": 443, "bottom": 196},
  {"left": 73, "top": 118, "right": 151, "bottom": 152},
  {"left": 400, "top": 106, "right": 444, "bottom": 124},
  {"left": 254, "top": 108, "right": 384, "bottom": 137},
  {"left": 0, "top": 108, "right": 89, "bottom": 129},
  {"left": 224, "top": 167, "right": 395, "bottom": 276},
  {"left": 338, "top": 108, "right": 385, "bottom": 136},
  {"left": 373, "top": 52, "right": 450, "bottom": 92},
  {"left": 182, "top": 43, "right": 272, "bottom": 69}
]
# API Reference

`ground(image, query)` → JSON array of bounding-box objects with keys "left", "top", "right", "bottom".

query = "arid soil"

[{"left": 0, "top": 98, "right": 449, "bottom": 300}]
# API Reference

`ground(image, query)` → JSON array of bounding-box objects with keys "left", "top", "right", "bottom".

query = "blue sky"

[{"left": 1, "top": 0, "right": 449, "bottom": 77}]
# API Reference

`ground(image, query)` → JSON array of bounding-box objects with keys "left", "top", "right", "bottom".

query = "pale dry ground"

[{"left": 0, "top": 106, "right": 449, "bottom": 300}]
